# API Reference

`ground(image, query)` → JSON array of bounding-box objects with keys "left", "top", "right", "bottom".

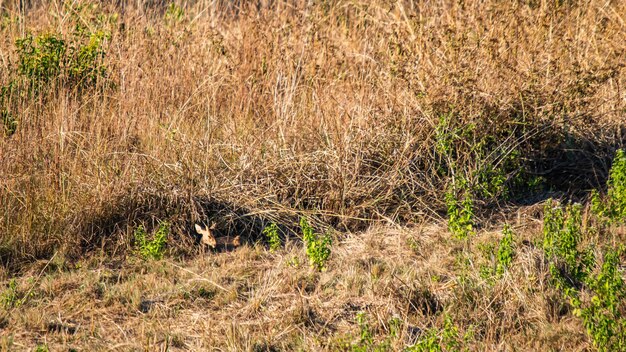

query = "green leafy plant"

[
  {"left": 1, "top": 279, "right": 21, "bottom": 308},
  {"left": 478, "top": 242, "right": 497, "bottom": 282},
  {"left": 14, "top": 26, "right": 109, "bottom": 92},
  {"left": 356, "top": 311, "right": 374, "bottom": 347},
  {"left": 445, "top": 178, "right": 475, "bottom": 239},
  {"left": 570, "top": 247, "right": 626, "bottom": 351},
  {"left": 475, "top": 163, "right": 508, "bottom": 199},
  {"left": 263, "top": 222, "right": 281, "bottom": 252},
  {"left": 478, "top": 225, "right": 516, "bottom": 281},
  {"left": 542, "top": 200, "right": 593, "bottom": 291},
  {"left": 434, "top": 112, "right": 456, "bottom": 162},
  {"left": 67, "top": 30, "right": 109, "bottom": 87},
  {"left": 33, "top": 344, "right": 49, "bottom": 352},
  {"left": 592, "top": 149, "right": 626, "bottom": 223},
  {"left": 15, "top": 33, "right": 66, "bottom": 86},
  {"left": 542, "top": 199, "right": 626, "bottom": 350},
  {"left": 565, "top": 247, "right": 626, "bottom": 352},
  {"left": 346, "top": 312, "right": 400, "bottom": 352},
  {"left": 433, "top": 109, "right": 553, "bottom": 235},
  {"left": 134, "top": 222, "right": 169, "bottom": 260},
  {"left": 0, "top": 6, "right": 112, "bottom": 140},
  {"left": 436, "top": 111, "right": 542, "bottom": 240},
  {"left": 165, "top": 3, "right": 185, "bottom": 24},
  {"left": 496, "top": 225, "right": 515, "bottom": 277},
  {"left": 388, "top": 316, "right": 402, "bottom": 339},
  {"left": 300, "top": 217, "right": 332, "bottom": 271},
  {"left": 408, "top": 315, "right": 466, "bottom": 352}
]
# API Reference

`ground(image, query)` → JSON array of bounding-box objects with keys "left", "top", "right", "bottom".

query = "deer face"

[{"left": 194, "top": 223, "right": 217, "bottom": 248}]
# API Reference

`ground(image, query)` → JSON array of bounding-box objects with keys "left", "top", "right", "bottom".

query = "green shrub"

[
  {"left": 542, "top": 199, "right": 626, "bottom": 350},
  {"left": 345, "top": 312, "right": 400, "bottom": 352},
  {"left": 436, "top": 112, "right": 536, "bottom": 239},
  {"left": 475, "top": 163, "right": 508, "bottom": 199},
  {"left": 434, "top": 112, "right": 456, "bottom": 164},
  {"left": 356, "top": 311, "right": 374, "bottom": 348},
  {"left": 408, "top": 315, "right": 466, "bottom": 352},
  {"left": 33, "top": 344, "right": 49, "bottom": 352},
  {"left": 543, "top": 200, "right": 594, "bottom": 291},
  {"left": 388, "top": 316, "right": 402, "bottom": 339},
  {"left": 434, "top": 111, "right": 531, "bottom": 204},
  {"left": 16, "top": 33, "right": 66, "bottom": 86},
  {"left": 445, "top": 178, "right": 475, "bottom": 239},
  {"left": 1, "top": 279, "right": 21, "bottom": 309},
  {"left": 263, "top": 222, "right": 281, "bottom": 252},
  {"left": 67, "top": 30, "right": 109, "bottom": 87},
  {"left": 573, "top": 247, "right": 626, "bottom": 351},
  {"left": 592, "top": 149, "right": 626, "bottom": 223},
  {"left": 165, "top": 3, "right": 185, "bottom": 24},
  {"left": 479, "top": 225, "right": 516, "bottom": 281},
  {"left": 496, "top": 225, "right": 515, "bottom": 277},
  {"left": 134, "top": 222, "right": 168, "bottom": 260},
  {"left": 300, "top": 218, "right": 332, "bottom": 271},
  {"left": 14, "top": 27, "right": 109, "bottom": 92},
  {"left": 409, "top": 329, "right": 441, "bottom": 352}
]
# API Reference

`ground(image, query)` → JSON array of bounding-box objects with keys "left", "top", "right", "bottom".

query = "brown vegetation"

[
  {"left": 0, "top": 224, "right": 592, "bottom": 350},
  {"left": 0, "top": 0, "right": 625, "bottom": 350}
]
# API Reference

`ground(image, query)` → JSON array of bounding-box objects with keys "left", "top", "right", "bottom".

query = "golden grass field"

[{"left": 1, "top": 0, "right": 625, "bottom": 350}]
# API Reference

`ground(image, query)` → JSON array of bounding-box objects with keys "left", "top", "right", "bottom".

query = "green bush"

[
  {"left": 592, "top": 149, "right": 626, "bottom": 223},
  {"left": 434, "top": 111, "right": 533, "bottom": 205},
  {"left": 134, "top": 222, "right": 169, "bottom": 260},
  {"left": 0, "top": 5, "right": 112, "bottom": 137},
  {"left": 542, "top": 200, "right": 593, "bottom": 291},
  {"left": 496, "top": 225, "right": 515, "bottom": 277},
  {"left": 1, "top": 279, "right": 21, "bottom": 309},
  {"left": 300, "top": 218, "right": 332, "bottom": 271},
  {"left": 13, "top": 27, "right": 109, "bottom": 92},
  {"left": 67, "top": 30, "right": 109, "bottom": 87},
  {"left": 15, "top": 33, "right": 66, "bottom": 86},
  {"left": 436, "top": 111, "right": 538, "bottom": 239},
  {"left": 356, "top": 311, "right": 374, "bottom": 348},
  {"left": 407, "top": 315, "right": 467, "bottom": 352},
  {"left": 343, "top": 312, "right": 401, "bottom": 352},
  {"left": 165, "top": 3, "right": 185, "bottom": 24},
  {"left": 263, "top": 222, "right": 281, "bottom": 252},
  {"left": 542, "top": 199, "right": 626, "bottom": 351},
  {"left": 445, "top": 178, "right": 475, "bottom": 240},
  {"left": 573, "top": 247, "right": 626, "bottom": 351},
  {"left": 479, "top": 225, "right": 516, "bottom": 281}
]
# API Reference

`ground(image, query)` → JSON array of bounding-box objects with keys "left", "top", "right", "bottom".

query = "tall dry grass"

[{"left": 1, "top": 0, "right": 625, "bottom": 272}]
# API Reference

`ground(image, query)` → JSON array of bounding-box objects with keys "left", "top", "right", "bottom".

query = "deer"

[{"left": 194, "top": 223, "right": 241, "bottom": 250}]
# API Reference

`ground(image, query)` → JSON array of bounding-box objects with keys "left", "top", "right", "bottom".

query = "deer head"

[{"left": 194, "top": 223, "right": 217, "bottom": 248}]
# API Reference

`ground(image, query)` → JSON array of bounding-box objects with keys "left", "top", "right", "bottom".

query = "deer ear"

[
  {"left": 194, "top": 224, "right": 203, "bottom": 233},
  {"left": 209, "top": 223, "right": 217, "bottom": 230}
]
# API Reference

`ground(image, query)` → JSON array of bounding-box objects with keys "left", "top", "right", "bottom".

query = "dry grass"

[
  {"left": 0, "top": 222, "right": 592, "bottom": 350},
  {"left": 0, "top": 0, "right": 625, "bottom": 350}
]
